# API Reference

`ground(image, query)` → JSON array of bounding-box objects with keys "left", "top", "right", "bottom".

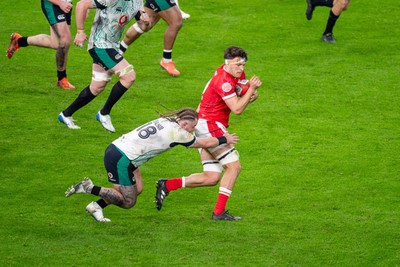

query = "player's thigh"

[
  {"left": 133, "top": 168, "right": 143, "bottom": 195},
  {"left": 143, "top": 6, "right": 160, "bottom": 28},
  {"left": 159, "top": 6, "right": 182, "bottom": 26},
  {"left": 104, "top": 144, "right": 137, "bottom": 187},
  {"left": 41, "top": 0, "right": 71, "bottom": 26},
  {"left": 145, "top": 0, "right": 176, "bottom": 12},
  {"left": 333, "top": 0, "right": 350, "bottom": 9}
]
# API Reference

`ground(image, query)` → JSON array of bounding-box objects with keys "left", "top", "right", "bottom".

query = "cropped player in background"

[
  {"left": 7, "top": 0, "right": 75, "bottom": 90},
  {"left": 176, "top": 0, "right": 190, "bottom": 19},
  {"left": 155, "top": 46, "right": 262, "bottom": 220},
  {"left": 305, "top": 0, "right": 350, "bottom": 43},
  {"left": 65, "top": 108, "right": 238, "bottom": 222},
  {"left": 119, "top": 0, "right": 183, "bottom": 76},
  {"left": 58, "top": 0, "right": 149, "bottom": 132}
]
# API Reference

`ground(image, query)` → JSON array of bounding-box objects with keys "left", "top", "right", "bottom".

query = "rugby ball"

[{"left": 235, "top": 79, "right": 250, "bottom": 97}]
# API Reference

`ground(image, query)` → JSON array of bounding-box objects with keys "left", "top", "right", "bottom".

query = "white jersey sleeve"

[{"left": 112, "top": 118, "right": 196, "bottom": 167}]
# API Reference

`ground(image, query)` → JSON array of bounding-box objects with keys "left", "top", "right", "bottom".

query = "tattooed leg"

[{"left": 99, "top": 184, "right": 138, "bottom": 209}]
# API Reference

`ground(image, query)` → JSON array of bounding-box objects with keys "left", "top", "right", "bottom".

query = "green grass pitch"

[{"left": 0, "top": 0, "right": 399, "bottom": 266}]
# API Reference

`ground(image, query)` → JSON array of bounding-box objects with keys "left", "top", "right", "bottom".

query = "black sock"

[
  {"left": 323, "top": 10, "right": 339, "bottom": 35},
  {"left": 100, "top": 81, "right": 128, "bottom": 115},
  {"left": 119, "top": 43, "right": 127, "bottom": 53},
  {"left": 312, "top": 0, "right": 333, "bottom": 7},
  {"left": 57, "top": 70, "right": 67, "bottom": 81},
  {"left": 17, "top": 37, "right": 28, "bottom": 47},
  {"left": 63, "top": 86, "right": 96, "bottom": 117},
  {"left": 91, "top": 186, "right": 102, "bottom": 196},
  {"left": 163, "top": 50, "right": 172, "bottom": 60},
  {"left": 96, "top": 199, "right": 108, "bottom": 209}
]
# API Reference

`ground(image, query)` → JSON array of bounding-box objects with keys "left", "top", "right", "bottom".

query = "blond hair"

[{"left": 159, "top": 107, "right": 198, "bottom": 123}]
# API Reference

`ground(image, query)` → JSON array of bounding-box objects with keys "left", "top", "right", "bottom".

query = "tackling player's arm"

[
  {"left": 191, "top": 133, "right": 239, "bottom": 148},
  {"left": 225, "top": 75, "right": 262, "bottom": 115}
]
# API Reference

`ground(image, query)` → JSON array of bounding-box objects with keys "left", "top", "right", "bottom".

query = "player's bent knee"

[
  {"left": 133, "top": 22, "right": 145, "bottom": 34},
  {"left": 200, "top": 171, "right": 222, "bottom": 186},
  {"left": 205, "top": 176, "right": 220, "bottom": 186},
  {"left": 121, "top": 199, "right": 136, "bottom": 209}
]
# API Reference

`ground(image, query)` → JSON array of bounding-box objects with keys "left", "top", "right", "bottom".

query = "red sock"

[
  {"left": 165, "top": 178, "right": 182, "bottom": 192},
  {"left": 213, "top": 187, "right": 232, "bottom": 215}
]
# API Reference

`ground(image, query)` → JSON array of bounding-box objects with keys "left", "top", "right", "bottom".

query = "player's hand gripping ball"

[{"left": 235, "top": 79, "right": 250, "bottom": 97}]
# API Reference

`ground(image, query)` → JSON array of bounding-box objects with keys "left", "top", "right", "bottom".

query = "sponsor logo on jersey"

[
  {"left": 222, "top": 82, "right": 233, "bottom": 93},
  {"left": 108, "top": 172, "right": 115, "bottom": 181},
  {"left": 119, "top": 15, "right": 128, "bottom": 25}
]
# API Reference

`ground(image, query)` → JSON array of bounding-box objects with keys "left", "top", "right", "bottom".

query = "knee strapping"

[
  {"left": 202, "top": 160, "right": 224, "bottom": 172},
  {"left": 133, "top": 22, "right": 144, "bottom": 34},
  {"left": 115, "top": 65, "right": 134, "bottom": 77},
  {"left": 92, "top": 71, "right": 112, "bottom": 82},
  {"left": 217, "top": 149, "right": 240, "bottom": 166}
]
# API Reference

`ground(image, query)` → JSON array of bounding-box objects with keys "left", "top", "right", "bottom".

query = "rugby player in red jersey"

[{"left": 156, "top": 46, "right": 262, "bottom": 220}]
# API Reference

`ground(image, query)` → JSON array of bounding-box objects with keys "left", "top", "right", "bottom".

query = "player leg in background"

[
  {"left": 59, "top": 53, "right": 135, "bottom": 132},
  {"left": 7, "top": 2, "right": 75, "bottom": 90},
  {"left": 306, "top": 0, "right": 350, "bottom": 43},
  {"left": 119, "top": 3, "right": 182, "bottom": 76},
  {"left": 321, "top": 0, "right": 350, "bottom": 43},
  {"left": 96, "top": 59, "right": 136, "bottom": 133},
  {"left": 7, "top": 24, "right": 75, "bottom": 89},
  {"left": 58, "top": 63, "right": 110, "bottom": 130},
  {"left": 50, "top": 23, "right": 75, "bottom": 89},
  {"left": 157, "top": 4, "right": 183, "bottom": 76},
  {"left": 175, "top": 0, "right": 190, "bottom": 20}
]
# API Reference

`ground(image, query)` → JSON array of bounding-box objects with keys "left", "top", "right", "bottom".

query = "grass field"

[{"left": 0, "top": 0, "right": 399, "bottom": 266}]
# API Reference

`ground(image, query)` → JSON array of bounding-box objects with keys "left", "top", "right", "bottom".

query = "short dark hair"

[{"left": 224, "top": 46, "right": 248, "bottom": 61}]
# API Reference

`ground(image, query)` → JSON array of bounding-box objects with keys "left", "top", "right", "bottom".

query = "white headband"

[{"left": 224, "top": 57, "right": 246, "bottom": 65}]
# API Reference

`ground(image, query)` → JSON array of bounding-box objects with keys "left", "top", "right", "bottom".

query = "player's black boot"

[
  {"left": 306, "top": 0, "right": 315, "bottom": 20},
  {"left": 155, "top": 179, "right": 169, "bottom": 210},
  {"left": 321, "top": 33, "right": 336, "bottom": 43},
  {"left": 212, "top": 210, "right": 242, "bottom": 221}
]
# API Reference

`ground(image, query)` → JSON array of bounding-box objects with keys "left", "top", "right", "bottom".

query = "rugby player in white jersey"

[
  {"left": 58, "top": 0, "right": 149, "bottom": 132},
  {"left": 65, "top": 108, "right": 239, "bottom": 222},
  {"left": 155, "top": 46, "right": 262, "bottom": 220}
]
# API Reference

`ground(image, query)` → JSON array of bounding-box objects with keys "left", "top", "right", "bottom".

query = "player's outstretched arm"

[{"left": 192, "top": 133, "right": 239, "bottom": 148}]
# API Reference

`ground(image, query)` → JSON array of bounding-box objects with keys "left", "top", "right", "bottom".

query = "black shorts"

[
  {"left": 41, "top": 0, "right": 72, "bottom": 26},
  {"left": 145, "top": 0, "right": 176, "bottom": 12},
  {"left": 104, "top": 144, "right": 137, "bottom": 186}
]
